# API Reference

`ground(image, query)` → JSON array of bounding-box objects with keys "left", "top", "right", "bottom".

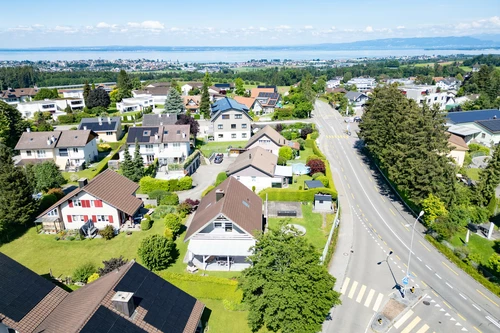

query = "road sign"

[{"left": 402, "top": 276, "right": 409, "bottom": 285}]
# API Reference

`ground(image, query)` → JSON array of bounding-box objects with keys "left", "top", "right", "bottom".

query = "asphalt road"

[{"left": 315, "top": 100, "right": 500, "bottom": 333}]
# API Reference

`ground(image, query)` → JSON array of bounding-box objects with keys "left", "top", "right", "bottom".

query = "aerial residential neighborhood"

[{"left": 1, "top": 3, "right": 500, "bottom": 333}]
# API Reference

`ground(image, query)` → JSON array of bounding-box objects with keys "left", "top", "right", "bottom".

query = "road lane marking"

[
  {"left": 403, "top": 263, "right": 408, "bottom": 268},
  {"left": 421, "top": 280, "right": 428, "bottom": 287},
  {"left": 395, "top": 255, "right": 401, "bottom": 260},
  {"left": 394, "top": 309, "right": 414, "bottom": 329},
  {"left": 382, "top": 197, "right": 385, "bottom": 202},
  {"left": 348, "top": 281, "right": 358, "bottom": 299},
  {"left": 401, "top": 316, "right": 421, "bottom": 333},
  {"left": 412, "top": 271, "right": 418, "bottom": 277},
  {"left": 417, "top": 257, "right": 422, "bottom": 262},
  {"left": 432, "top": 290, "right": 438, "bottom": 297},
  {"left": 425, "top": 265, "right": 432, "bottom": 270},
  {"left": 459, "top": 293, "right": 467, "bottom": 300},
  {"left": 369, "top": 178, "right": 373, "bottom": 182},
  {"left": 351, "top": 193, "right": 355, "bottom": 199},
  {"left": 446, "top": 282, "right": 453, "bottom": 289},
  {"left": 373, "top": 293, "right": 383, "bottom": 312},
  {"left": 457, "top": 313, "right": 466, "bottom": 321},
  {"left": 442, "top": 261, "right": 459, "bottom": 276},
  {"left": 356, "top": 285, "right": 366, "bottom": 303},
  {"left": 472, "top": 304, "right": 481, "bottom": 311},
  {"left": 486, "top": 316, "right": 500, "bottom": 329},
  {"left": 364, "top": 289, "right": 375, "bottom": 307},
  {"left": 416, "top": 324, "right": 429, "bottom": 333},
  {"left": 473, "top": 326, "right": 482, "bottom": 333},
  {"left": 340, "top": 277, "right": 350, "bottom": 294},
  {"left": 443, "top": 301, "right": 451, "bottom": 309},
  {"left": 435, "top": 273, "right": 442, "bottom": 279},
  {"left": 477, "top": 289, "right": 499, "bottom": 307},
  {"left": 347, "top": 183, "right": 351, "bottom": 189},
  {"left": 341, "top": 167, "right": 344, "bottom": 172},
  {"left": 389, "top": 208, "right": 396, "bottom": 216},
  {"left": 419, "top": 241, "right": 431, "bottom": 252},
  {"left": 344, "top": 175, "right": 347, "bottom": 180}
]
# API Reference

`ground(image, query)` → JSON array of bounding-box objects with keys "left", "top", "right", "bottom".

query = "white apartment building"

[
  {"left": 346, "top": 77, "right": 377, "bottom": 91},
  {"left": 16, "top": 98, "right": 85, "bottom": 120},
  {"left": 117, "top": 94, "right": 154, "bottom": 112},
  {"left": 400, "top": 85, "right": 451, "bottom": 110},
  {"left": 210, "top": 97, "right": 252, "bottom": 141}
]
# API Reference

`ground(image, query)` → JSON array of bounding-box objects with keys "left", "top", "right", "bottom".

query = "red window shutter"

[
  {"left": 67, "top": 215, "right": 72, "bottom": 222},
  {"left": 86, "top": 200, "right": 91, "bottom": 208},
  {"left": 96, "top": 200, "right": 103, "bottom": 208},
  {"left": 92, "top": 215, "right": 97, "bottom": 223},
  {"left": 109, "top": 215, "right": 114, "bottom": 223},
  {"left": 81, "top": 200, "right": 86, "bottom": 208},
  {"left": 84, "top": 200, "right": 90, "bottom": 208},
  {"left": 84, "top": 215, "right": 89, "bottom": 222},
  {"left": 68, "top": 200, "right": 73, "bottom": 208}
]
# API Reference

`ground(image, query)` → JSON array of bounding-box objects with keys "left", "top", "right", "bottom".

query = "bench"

[{"left": 277, "top": 210, "right": 297, "bottom": 217}]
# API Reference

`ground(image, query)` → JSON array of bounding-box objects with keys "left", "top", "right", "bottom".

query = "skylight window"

[
  {"left": 143, "top": 130, "right": 150, "bottom": 136},
  {"left": 242, "top": 200, "right": 250, "bottom": 208}
]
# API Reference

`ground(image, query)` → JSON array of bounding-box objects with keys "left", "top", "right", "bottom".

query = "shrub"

[
  {"left": 178, "top": 176, "right": 193, "bottom": 190},
  {"left": 87, "top": 273, "right": 100, "bottom": 283},
  {"left": 215, "top": 172, "right": 228, "bottom": 186},
  {"left": 148, "top": 189, "right": 169, "bottom": 201},
  {"left": 306, "top": 155, "right": 321, "bottom": 163},
  {"left": 277, "top": 156, "right": 287, "bottom": 165},
  {"left": 299, "top": 186, "right": 302, "bottom": 190},
  {"left": 58, "top": 114, "right": 76, "bottom": 124},
  {"left": 141, "top": 216, "right": 153, "bottom": 231},
  {"left": 296, "top": 138, "right": 306, "bottom": 150},
  {"left": 46, "top": 188, "right": 65, "bottom": 199},
  {"left": 140, "top": 176, "right": 169, "bottom": 193},
  {"left": 194, "top": 114, "right": 201, "bottom": 120},
  {"left": 38, "top": 194, "right": 58, "bottom": 212},
  {"left": 252, "top": 186, "right": 256, "bottom": 193},
  {"left": 99, "top": 225, "right": 115, "bottom": 240},
  {"left": 177, "top": 202, "right": 192, "bottom": 217},
  {"left": 98, "top": 256, "right": 128, "bottom": 275},
  {"left": 160, "top": 192, "right": 179, "bottom": 206},
  {"left": 259, "top": 187, "right": 337, "bottom": 202},
  {"left": 151, "top": 205, "right": 176, "bottom": 219},
  {"left": 137, "top": 235, "right": 177, "bottom": 271},
  {"left": 167, "top": 178, "right": 179, "bottom": 191},
  {"left": 279, "top": 146, "right": 293, "bottom": 161},
  {"left": 202, "top": 185, "right": 215, "bottom": 197},
  {"left": 316, "top": 175, "right": 329, "bottom": 187},
  {"left": 68, "top": 236, "right": 75, "bottom": 241},
  {"left": 311, "top": 172, "right": 324, "bottom": 179},
  {"left": 310, "top": 131, "right": 319, "bottom": 139},
  {"left": 300, "top": 127, "right": 313, "bottom": 139},
  {"left": 164, "top": 227, "right": 175, "bottom": 240},
  {"left": 73, "top": 262, "right": 97, "bottom": 283},
  {"left": 164, "top": 213, "right": 182, "bottom": 235},
  {"left": 185, "top": 198, "right": 200, "bottom": 207},
  {"left": 307, "top": 158, "right": 326, "bottom": 174}
]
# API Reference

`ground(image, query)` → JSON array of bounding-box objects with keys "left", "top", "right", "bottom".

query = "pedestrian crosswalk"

[
  {"left": 393, "top": 309, "right": 432, "bottom": 333},
  {"left": 326, "top": 134, "right": 350, "bottom": 139},
  {"left": 340, "top": 277, "right": 385, "bottom": 312}
]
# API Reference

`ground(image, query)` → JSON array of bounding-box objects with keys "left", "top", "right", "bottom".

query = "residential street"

[{"left": 315, "top": 100, "right": 500, "bottom": 333}]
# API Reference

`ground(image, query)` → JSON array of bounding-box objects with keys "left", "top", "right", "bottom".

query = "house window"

[
  {"left": 242, "top": 133, "right": 247, "bottom": 138},
  {"left": 72, "top": 215, "right": 84, "bottom": 222},
  {"left": 225, "top": 223, "right": 233, "bottom": 232},
  {"left": 319, "top": 200, "right": 324, "bottom": 204},
  {"left": 218, "top": 134, "right": 224, "bottom": 138},
  {"left": 214, "top": 222, "right": 223, "bottom": 228},
  {"left": 47, "top": 208, "right": 58, "bottom": 216},
  {"left": 59, "top": 148, "right": 68, "bottom": 157},
  {"left": 163, "top": 143, "right": 169, "bottom": 149},
  {"left": 173, "top": 142, "right": 180, "bottom": 150},
  {"left": 106, "top": 131, "right": 113, "bottom": 136},
  {"left": 251, "top": 176, "right": 256, "bottom": 182},
  {"left": 73, "top": 148, "right": 79, "bottom": 153},
  {"left": 145, "top": 144, "right": 154, "bottom": 152},
  {"left": 236, "top": 176, "right": 240, "bottom": 180},
  {"left": 231, "top": 134, "right": 236, "bottom": 139},
  {"left": 222, "top": 115, "right": 230, "bottom": 119},
  {"left": 231, "top": 124, "right": 236, "bottom": 129},
  {"left": 36, "top": 150, "right": 46, "bottom": 158},
  {"left": 482, "top": 133, "right": 486, "bottom": 139},
  {"left": 242, "top": 124, "right": 247, "bottom": 129},
  {"left": 218, "top": 124, "right": 223, "bottom": 130},
  {"left": 26, "top": 150, "right": 32, "bottom": 156},
  {"left": 235, "top": 114, "right": 242, "bottom": 119},
  {"left": 73, "top": 199, "right": 82, "bottom": 207},
  {"left": 96, "top": 215, "right": 109, "bottom": 222}
]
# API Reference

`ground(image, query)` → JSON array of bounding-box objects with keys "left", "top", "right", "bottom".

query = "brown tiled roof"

[
  {"left": 162, "top": 124, "right": 190, "bottom": 142},
  {"left": 184, "top": 82, "right": 203, "bottom": 89},
  {"left": 447, "top": 132, "right": 469, "bottom": 151},
  {"left": 0, "top": 87, "right": 39, "bottom": 99},
  {"left": 185, "top": 177, "right": 263, "bottom": 240},
  {"left": 233, "top": 96, "right": 256, "bottom": 109},
  {"left": 15, "top": 131, "right": 61, "bottom": 150},
  {"left": 37, "top": 169, "right": 142, "bottom": 218},
  {"left": 56, "top": 130, "right": 97, "bottom": 148},
  {"left": 183, "top": 301, "right": 205, "bottom": 333},
  {"left": 183, "top": 95, "right": 201, "bottom": 109},
  {"left": 245, "top": 125, "right": 291, "bottom": 149},
  {"left": 226, "top": 146, "right": 277, "bottom": 177},
  {"left": 250, "top": 88, "right": 274, "bottom": 98},
  {"left": 134, "top": 86, "right": 170, "bottom": 96}
]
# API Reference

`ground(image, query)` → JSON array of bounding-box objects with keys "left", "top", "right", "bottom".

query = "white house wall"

[{"left": 246, "top": 136, "right": 281, "bottom": 155}]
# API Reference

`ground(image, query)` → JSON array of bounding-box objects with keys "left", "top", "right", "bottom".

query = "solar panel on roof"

[{"left": 477, "top": 119, "right": 500, "bottom": 133}]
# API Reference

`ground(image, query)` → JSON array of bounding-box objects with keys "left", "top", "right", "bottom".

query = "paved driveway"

[{"left": 178, "top": 155, "right": 235, "bottom": 201}]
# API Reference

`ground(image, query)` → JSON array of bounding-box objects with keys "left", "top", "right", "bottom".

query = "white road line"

[
  {"left": 425, "top": 265, "right": 432, "bottom": 270},
  {"left": 373, "top": 293, "right": 384, "bottom": 312},
  {"left": 340, "top": 277, "right": 350, "bottom": 294},
  {"left": 356, "top": 285, "right": 366, "bottom": 303},
  {"left": 472, "top": 304, "right": 481, "bottom": 311},
  {"left": 364, "top": 289, "right": 375, "bottom": 307},
  {"left": 416, "top": 324, "right": 429, "bottom": 333},
  {"left": 435, "top": 273, "right": 442, "bottom": 279},
  {"left": 459, "top": 293, "right": 467, "bottom": 300},
  {"left": 401, "top": 316, "right": 421, "bottom": 333},
  {"left": 394, "top": 310, "right": 414, "bottom": 329},
  {"left": 417, "top": 257, "right": 422, "bottom": 262},
  {"left": 446, "top": 282, "right": 453, "bottom": 289},
  {"left": 348, "top": 281, "right": 358, "bottom": 299},
  {"left": 486, "top": 316, "right": 500, "bottom": 329}
]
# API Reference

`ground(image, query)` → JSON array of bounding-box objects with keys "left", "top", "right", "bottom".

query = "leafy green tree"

[
  {"left": 0, "top": 101, "right": 31, "bottom": 150},
  {"left": 240, "top": 223, "right": 341, "bottom": 333},
  {"left": 164, "top": 213, "right": 182, "bottom": 236},
  {"left": 313, "top": 75, "right": 326, "bottom": 93},
  {"left": 33, "top": 111, "right": 54, "bottom": 132},
  {"left": 343, "top": 71, "right": 352, "bottom": 83},
  {"left": 475, "top": 143, "right": 500, "bottom": 207},
  {"left": 278, "top": 146, "right": 293, "bottom": 161},
  {"left": 456, "top": 73, "right": 464, "bottom": 81},
  {"left": 33, "top": 88, "right": 58, "bottom": 100},
  {"left": 32, "top": 161, "right": 66, "bottom": 192},
  {"left": 72, "top": 262, "right": 97, "bottom": 283},
  {"left": 132, "top": 139, "right": 144, "bottom": 182},
  {"left": 170, "top": 79, "right": 181, "bottom": 93},
  {"left": 188, "top": 87, "right": 200, "bottom": 96},
  {"left": 293, "top": 101, "right": 313, "bottom": 118},
  {"left": 117, "top": 70, "right": 132, "bottom": 91},
  {"left": 121, "top": 147, "right": 135, "bottom": 181},
  {"left": 200, "top": 83, "right": 211, "bottom": 119},
  {"left": 132, "top": 77, "right": 142, "bottom": 90},
  {"left": 83, "top": 80, "right": 91, "bottom": 103},
  {"left": 86, "top": 88, "right": 111, "bottom": 109},
  {"left": 299, "top": 73, "right": 315, "bottom": 103},
  {"left": 164, "top": 88, "right": 184, "bottom": 113},
  {"left": 0, "top": 144, "right": 37, "bottom": 235},
  {"left": 137, "top": 234, "right": 177, "bottom": 271},
  {"left": 235, "top": 77, "right": 245, "bottom": 96},
  {"left": 488, "top": 253, "right": 500, "bottom": 275},
  {"left": 421, "top": 194, "right": 448, "bottom": 226},
  {"left": 98, "top": 256, "right": 128, "bottom": 275}
]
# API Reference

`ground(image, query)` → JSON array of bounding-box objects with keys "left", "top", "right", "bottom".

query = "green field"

[
  {"left": 449, "top": 232, "right": 496, "bottom": 265},
  {"left": 197, "top": 140, "right": 248, "bottom": 157},
  {"left": 466, "top": 168, "right": 481, "bottom": 181}
]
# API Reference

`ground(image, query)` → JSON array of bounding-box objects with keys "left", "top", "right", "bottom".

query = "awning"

[{"left": 188, "top": 239, "right": 255, "bottom": 256}]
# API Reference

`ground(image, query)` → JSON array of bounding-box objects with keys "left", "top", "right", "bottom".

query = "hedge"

[
  {"left": 183, "top": 150, "right": 200, "bottom": 169},
  {"left": 215, "top": 172, "right": 228, "bottom": 186},
  {"left": 141, "top": 217, "right": 153, "bottom": 231},
  {"left": 426, "top": 235, "right": 500, "bottom": 297},
  {"left": 139, "top": 176, "right": 192, "bottom": 193},
  {"left": 259, "top": 187, "right": 337, "bottom": 202},
  {"left": 202, "top": 185, "right": 215, "bottom": 197}
]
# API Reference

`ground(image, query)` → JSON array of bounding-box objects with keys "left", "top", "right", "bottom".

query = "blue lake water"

[{"left": 1, "top": 48, "right": 499, "bottom": 62}]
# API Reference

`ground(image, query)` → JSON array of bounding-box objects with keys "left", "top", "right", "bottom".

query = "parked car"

[
  {"left": 214, "top": 154, "right": 223, "bottom": 164},
  {"left": 354, "top": 116, "right": 362, "bottom": 122}
]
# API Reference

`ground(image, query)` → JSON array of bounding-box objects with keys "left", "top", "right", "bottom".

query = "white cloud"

[
  {"left": 304, "top": 25, "right": 313, "bottom": 30},
  {"left": 396, "top": 25, "right": 405, "bottom": 30},
  {"left": 275, "top": 25, "right": 291, "bottom": 30},
  {"left": 127, "top": 21, "right": 164, "bottom": 31},
  {"left": 364, "top": 26, "right": 374, "bottom": 33},
  {"left": 8, "top": 25, "right": 34, "bottom": 32},
  {"left": 331, "top": 26, "right": 336, "bottom": 30},
  {"left": 259, "top": 27, "right": 267, "bottom": 31},
  {"left": 54, "top": 25, "right": 78, "bottom": 34},
  {"left": 96, "top": 22, "right": 117, "bottom": 29}
]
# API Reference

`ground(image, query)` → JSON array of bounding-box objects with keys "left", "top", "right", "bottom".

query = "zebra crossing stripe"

[
  {"left": 416, "top": 324, "right": 430, "bottom": 333},
  {"left": 401, "top": 317, "right": 421, "bottom": 333},
  {"left": 340, "top": 277, "right": 350, "bottom": 294},
  {"left": 373, "top": 293, "right": 384, "bottom": 312},
  {"left": 348, "top": 281, "right": 358, "bottom": 299},
  {"left": 364, "top": 289, "right": 375, "bottom": 307},
  {"left": 356, "top": 285, "right": 366, "bottom": 303},
  {"left": 394, "top": 310, "right": 414, "bottom": 329}
]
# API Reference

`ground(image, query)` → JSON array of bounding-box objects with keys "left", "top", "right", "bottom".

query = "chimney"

[
  {"left": 51, "top": 135, "right": 57, "bottom": 143},
  {"left": 47, "top": 138, "right": 51, "bottom": 146},
  {"left": 182, "top": 132, "right": 186, "bottom": 138},
  {"left": 107, "top": 116, "right": 111, "bottom": 124},
  {"left": 160, "top": 122, "right": 163, "bottom": 126},
  {"left": 98, "top": 117, "right": 102, "bottom": 125},
  {"left": 111, "top": 291, "right": 135, "bottom": 317},
  {"left": 215, "top": 189, "right": 225, "bottom": 202},
  {"left": 83, "top": 125, "right": 87, "bottom": 130},
  {"left": 249, "top": 153, "right": 251, "bottom": 159},
  {"left": 78, "top": 178, "right": 88, "bottom": 188},
  {"left": 26, "top": 128, "right": 31, "bottom": 132},
  {"left": 154, "top": 134, "right": 159, "bottom": 141}
]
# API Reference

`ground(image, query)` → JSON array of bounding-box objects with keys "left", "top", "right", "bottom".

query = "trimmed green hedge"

[
  {"left": 426, "top": 235, "right": 500, "bottom": 297},
  {"left": 202, "top": 185, "right": 215, "bottom": 197},
  {"left": 139, "top": 176, "right": 192, "bottom": 193},
  {"left": 183, "top": 150, "right": 200, "bottom": 169},
  {"left": 259, "top": 187, "right": 337, "bottom": 202}
]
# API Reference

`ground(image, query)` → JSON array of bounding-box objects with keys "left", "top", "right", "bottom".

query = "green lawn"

[
  {"left": 450, "top": 232, "right": 496, "bottom": 265},
  {"left": 268, "top": 205, "right": 329, "bottom": 251},
  {"left": 288, "top": 174, "right": 313, "bottom": 190},
  {"left": 466, "top": 168, "right": 481, "bottom": 181},
  {"left": 293, "top": 146, "right": 315, "bottom": 163},
  {"left": 198, "top": 140, "right": 248, "bottom": 157}
]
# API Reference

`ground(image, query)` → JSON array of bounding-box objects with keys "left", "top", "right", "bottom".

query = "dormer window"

[
  {"left": 177, "top": 130, "right": 180, "bottom": 134},
  {"left": 164, "top": 130, "right": 168, "bottom": 135}
]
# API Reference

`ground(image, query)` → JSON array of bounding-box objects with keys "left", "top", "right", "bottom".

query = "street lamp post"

[{"left": 403, "top": 210, "right": 424, "bottom": 296}]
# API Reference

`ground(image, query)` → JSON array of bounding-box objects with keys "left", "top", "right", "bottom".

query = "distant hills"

[{"left": 1, "top": 36, "right": 499, "bottom": 52}]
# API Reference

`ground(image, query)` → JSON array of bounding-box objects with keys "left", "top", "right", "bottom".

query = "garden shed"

[{"left": 314, "top": 194, "right": 333, "bottom": 212}]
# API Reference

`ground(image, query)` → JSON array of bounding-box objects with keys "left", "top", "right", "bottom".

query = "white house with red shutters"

[{"left": 36, "top": 169, "right": 143, "bottom": 233}]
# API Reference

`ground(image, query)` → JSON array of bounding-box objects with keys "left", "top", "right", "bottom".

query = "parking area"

[
  {"left": 178, "top": 154, "right": 236, "bottom": 201},
  {"left": 266, "top": 201, "right": 303, "bottom": 218}
]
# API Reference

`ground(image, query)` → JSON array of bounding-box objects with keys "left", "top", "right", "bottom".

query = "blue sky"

[{"left": 2, "top": 0, "right": 499, "bottom": 48}]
